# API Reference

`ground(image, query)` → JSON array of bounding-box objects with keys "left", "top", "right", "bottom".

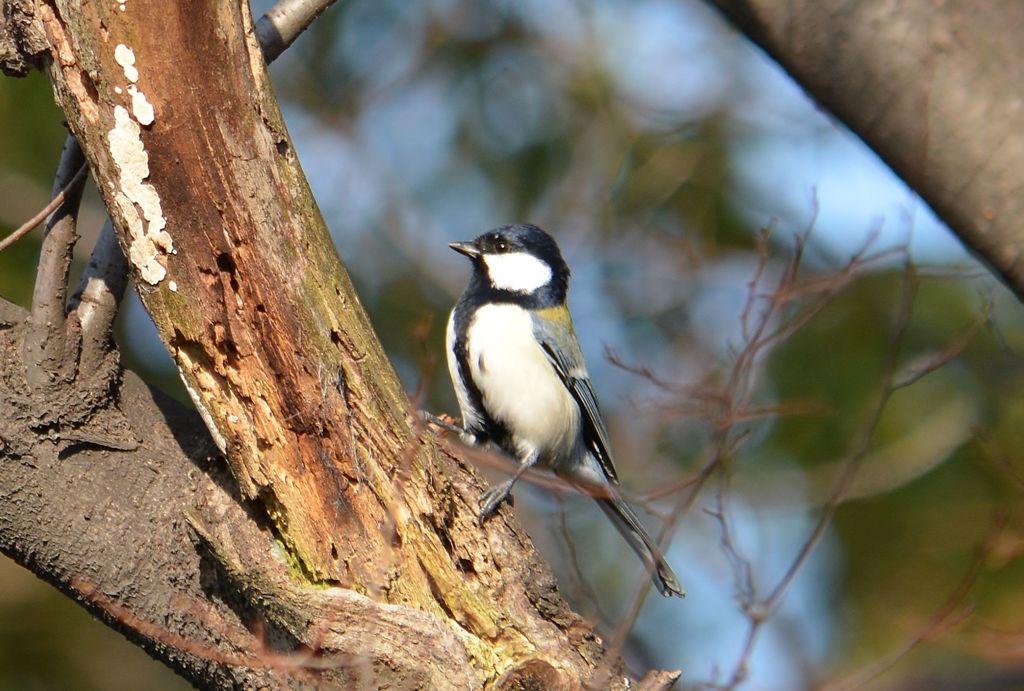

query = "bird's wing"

[{"left": 532, "top": 307, "right": 620, "bottom": 484}]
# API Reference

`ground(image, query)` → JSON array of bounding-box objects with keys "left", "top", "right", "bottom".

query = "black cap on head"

[{"left": 474, "top": 224, "right": 568, "bottom": 274}]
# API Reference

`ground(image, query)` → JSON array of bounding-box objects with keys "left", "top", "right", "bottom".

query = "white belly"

[{"left": 466, "top": 304, "right": 579, "bottom": 462}]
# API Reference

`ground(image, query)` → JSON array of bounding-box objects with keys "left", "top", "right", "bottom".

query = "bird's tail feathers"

[{"left": 595, "top": 493, "right": 685, "bottom": 598}]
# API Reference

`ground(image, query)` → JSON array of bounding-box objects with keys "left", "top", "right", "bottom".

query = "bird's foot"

[
  {"left": 418, "top": 410, "right": 464, "bottom": 435},
  {"left": 478, "top": 480, "right": 515, "bottom": 525}
]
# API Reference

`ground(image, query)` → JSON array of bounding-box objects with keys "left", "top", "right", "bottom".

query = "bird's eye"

[{"left": 496, "top": 241, "right": 508, "bottom": 252}]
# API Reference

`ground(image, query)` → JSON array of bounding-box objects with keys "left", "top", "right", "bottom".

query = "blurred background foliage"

[{"left": 2, "top": 0, "right": 1023, "bottom": 689}]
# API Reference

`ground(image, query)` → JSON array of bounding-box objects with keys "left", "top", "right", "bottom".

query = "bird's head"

[{"left": 449, "top": 224, "right": 570, "bottom": 301}]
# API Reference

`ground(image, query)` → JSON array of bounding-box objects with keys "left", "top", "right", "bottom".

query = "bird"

[{"left": 444, "top": 223, "right": 684, "bottom": 598}]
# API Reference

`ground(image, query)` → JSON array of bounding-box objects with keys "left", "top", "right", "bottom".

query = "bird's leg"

[
  {"left": 418, "top": 410, "right": 465, "bottom": 435},
  {"left": 479, "top": 450, "right": 540, "bottom": 524}
]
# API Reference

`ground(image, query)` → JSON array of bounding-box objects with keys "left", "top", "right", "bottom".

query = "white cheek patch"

[{"left": 483, "top": 252, "right": 553, "bottom": 293}]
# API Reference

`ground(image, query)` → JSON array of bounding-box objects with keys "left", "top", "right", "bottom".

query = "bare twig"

[
  {"left": 891, "top": 299, "right": 993, "bottom": 390},
  {"left": 593, "top": 210, "right": 958, "bottom": 691},
  {"left": 0, "top": 156, "right": 88, "bottom": 254},
  {"left": 819, "top": 514, "right": 1005, "bottom": 691},
  {"left": 556, "top": 499, "right": 606, "bottom": 620},
  {"left": 72, "top": 576, "right": 362, "bottom": 680},
  {"left": 615, "top": 222, "right": 836, "bottom": 642},
  {"left": 713, "top": 257, "right": 918, "bottom": 691},
  {"left": 592, "top": 226, "right": 815, "bottom": 685},
  {"left": 740, "top": 223, "right": 777, "bottom": 344},
  {"left": 978, "top": 436, "right": 1024, "bottom": 493}
]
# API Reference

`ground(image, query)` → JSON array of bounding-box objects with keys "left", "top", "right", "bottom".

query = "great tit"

[{"left": 445, "top": 223, "right": 684, "bottom": 598}]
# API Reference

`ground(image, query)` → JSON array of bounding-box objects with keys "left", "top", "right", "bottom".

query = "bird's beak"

[{"left": 448, "top": 241, "right": 481, "bottom": 259}]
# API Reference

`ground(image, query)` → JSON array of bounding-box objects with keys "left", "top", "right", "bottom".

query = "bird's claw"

[
  {"left": 478, "top": 482, "right": 514, "bottom": 525},
  {"left": 418, "top": 410, "right": 464, "bottom": 435}
]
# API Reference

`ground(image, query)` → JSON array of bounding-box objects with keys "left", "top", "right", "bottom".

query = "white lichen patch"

[
  {"left": 114, "top": 43, "right": 139, "bottom": 82},
  {"left": 113, "top": 45, "right": 155, "bottom": 128},
  {"left": 107, "top": 105, "right": 172, "bottom": 284},
  {"left": 126, "top": 84, "right": 154, "bottom": 126},
  {"left": 168, "top": 280, "right": 178, "bottom": 292}
]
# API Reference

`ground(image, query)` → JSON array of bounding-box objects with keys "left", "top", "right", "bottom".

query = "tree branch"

[
  {"left": 256, "top": 0, "right": 339, "bottom": 63},
  {"left": 709, "top": 0, "right": 1024, "bottom": 299},
  {"left": 69, "top": 219, "right": 129, "bottom": 373},
  {"left": 22, "top": 134, "right": 87, "bottom": 390}
]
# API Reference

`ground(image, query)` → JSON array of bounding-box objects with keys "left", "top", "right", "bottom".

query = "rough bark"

[
  {"left": 0, "top": 297, "right": 477, "bottom": 689},
  {"left": 710, "top": 0, "right": 1024, "bottom": 300},
  {"left": 0, "top": 0, "right": 47, "bottom": 75},
  {"left": 0, "top": 0, "right": 680, "bottom": 688}
]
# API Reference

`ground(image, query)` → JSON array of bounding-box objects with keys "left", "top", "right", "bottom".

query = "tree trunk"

[
  {"left": 0, "top": 0, "right": 679, "bottom": 688},
  {"left": 0, "top": 296, "right": 556, "bottom": 689},
  {"left": 710, "top": 0, "right": 1024, "bottom": 299}
]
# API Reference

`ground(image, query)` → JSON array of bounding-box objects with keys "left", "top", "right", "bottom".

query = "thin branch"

[
  {"left": 713, "top": 257, "right": 917, "bottom": 691},
  {"left": 596, "top": 213, "right": 933, "bottom": 691},
  {"left": 591, "top": 225, "right": 812, "bottom": 684},
  {"left": 819, "top": 514, "right": 1005, "bottom": 691},
  {"left": 556, "top": 497, "right": 606, "bottom": 621},
  {"left": 72, "top": 576, "right": 364, "bottom": 680},
  {"left": 0, "top": 154, "right": 88, "bottom": 254},
  {"left": 891, "top": 299, "right": 993, "bottom": 390},
  {"left": 740, "top": 223, "right": 776, "bottom": 344},
  {"left": 70, "top": 219, "right": 128, "bottom": 329}
]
